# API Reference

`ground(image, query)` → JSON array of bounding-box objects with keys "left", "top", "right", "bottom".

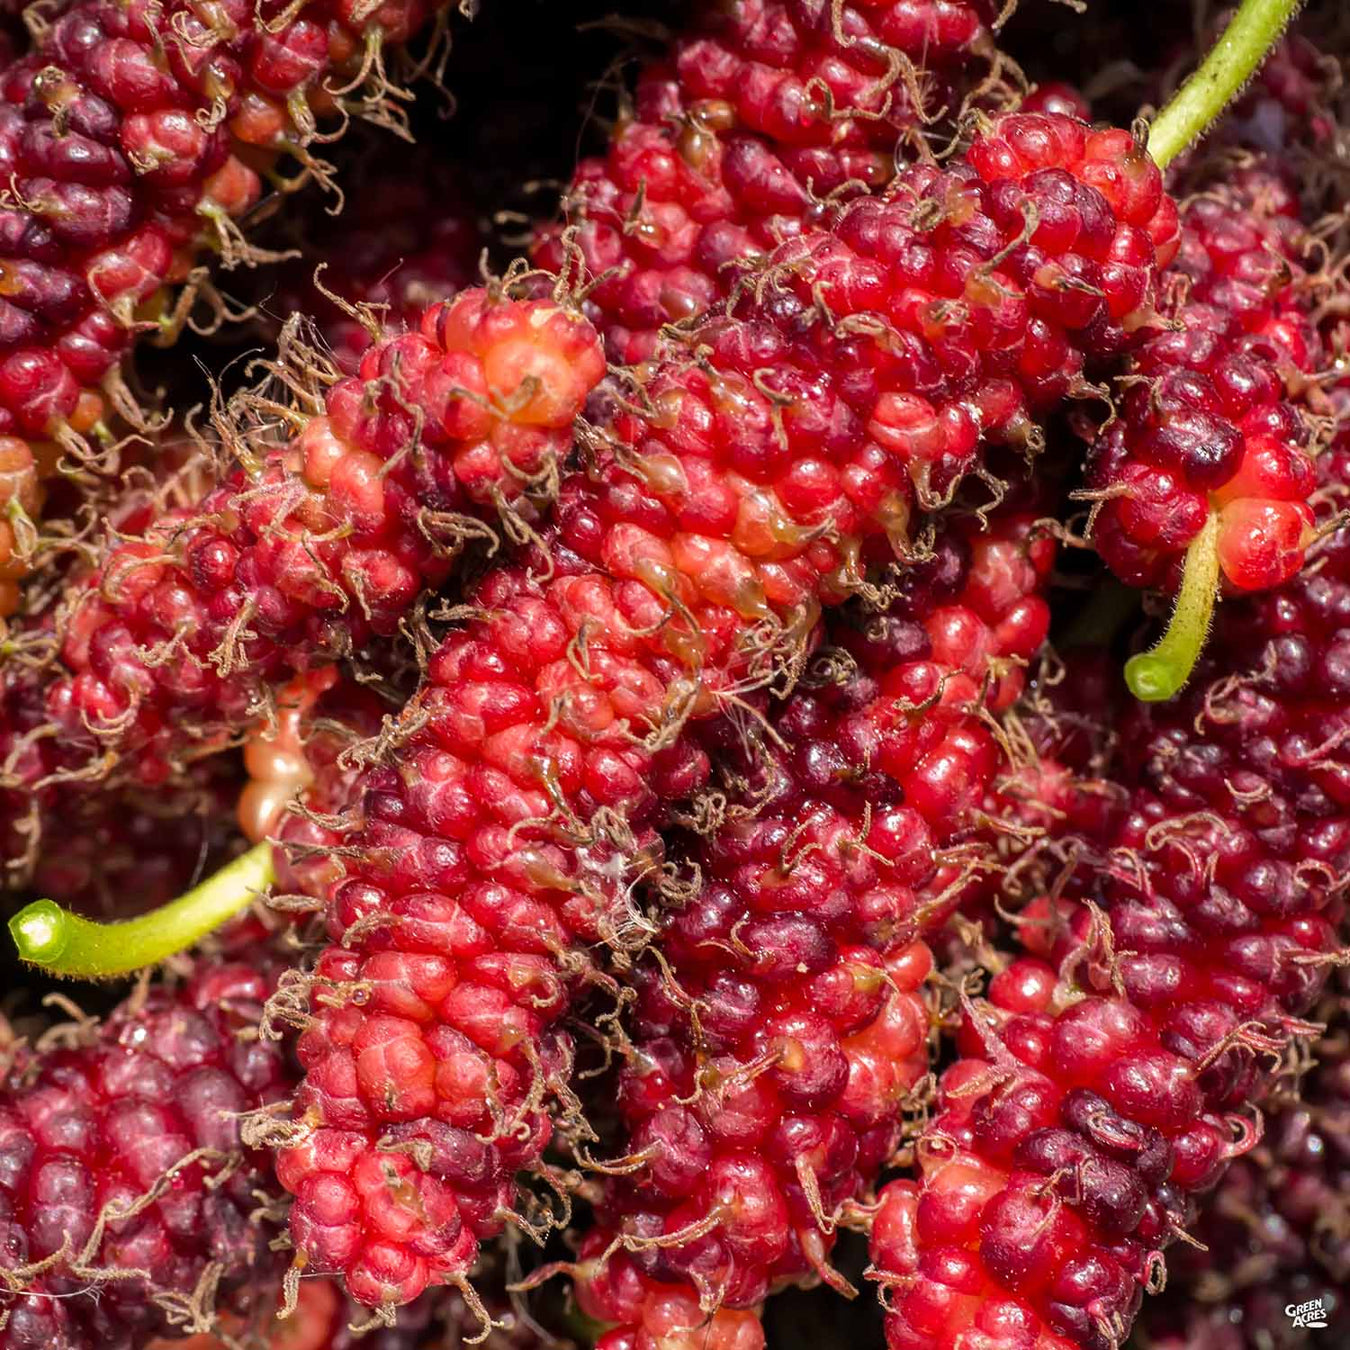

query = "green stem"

[
  {"left": 9, "top": 841, "right": 275, "bottom": 979},
  {"left": 1125, "top": 512, "right": 1221, "bottom": 703},
  {"left": 1147, "top": 0, "right": 1304, "bottom": 169}
]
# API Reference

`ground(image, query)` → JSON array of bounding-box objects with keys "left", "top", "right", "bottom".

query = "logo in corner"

[{"left": 1286, "top": 1297, "right": 1329, "bottom": 1330}]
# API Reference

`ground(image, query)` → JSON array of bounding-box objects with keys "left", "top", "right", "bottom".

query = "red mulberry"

[
  {"left": 560, "top": 504, "right": 1054, "bottom": 1346},
  {"left": 534, "top": 0, "right": 1020, "bottom": 362},
  {"left": 0, "top": 962, "right": 293, "bottom": 1350},
  {"left": 867, "top": 459, "right": 1350, "bottom": 1349},
  {"left": 1089, "top": 182, "right": 1318, "bottom": 591},
  {"left": 1086, "top": 174, "right": 1323, "bottom": 701},
  {"left": 0, "top": 287, "right": 604, "bottom": 881}
]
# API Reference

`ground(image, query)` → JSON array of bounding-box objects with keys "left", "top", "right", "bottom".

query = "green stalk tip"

[
  {"left": 9, "top": 841, "right": 277, "bottom": 980},
  {"left": 11, "top": 900, "right": 70, "bottom": 965},
  {"left": 1125, "top": 512, "right": 1222, "bottom": 703},
  {"left": 1147, "top": 0, "right": 1305, "bottom": 170}
]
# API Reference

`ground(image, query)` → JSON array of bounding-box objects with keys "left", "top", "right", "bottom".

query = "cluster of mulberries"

[
  {"left": 261, "top": 108, "right": 1181, "bottom": 1309},
  {"left": 1, "top": 94, "right": 1178, "bottom": 882},
  {"left": 5, "top": 6, "right": 1349, "bottom": 1350},
  {"left": 868, "top": 433, "right": 1350, "bottom": 1347}
]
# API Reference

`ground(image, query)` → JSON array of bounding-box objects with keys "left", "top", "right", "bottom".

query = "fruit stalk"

[
  {"left": 1122, "top": 509, "right": 1219, "bottom": 701},
  {"left": 1146, "top": 0, "right": 1306, "bottom": 169},
  {"left": 10, "top": 839, "right": 274, "bottom": 978}
]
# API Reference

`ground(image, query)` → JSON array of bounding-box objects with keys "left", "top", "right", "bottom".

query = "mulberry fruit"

[
  {"left": 1087, "top": 173, "right": 1322, "bottom": 701},
  {"left": 0, "top": 286, "right": 604, "bottom": 880},
  {"left": 0, "top": 962, "right": 293, "bottom": 1350},
  {"left": 534, "top": 0, "right": 1020, "bottom": 362},
  {"left": 564, "top": 504, "right": 1055, "bottom": 1345}
]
